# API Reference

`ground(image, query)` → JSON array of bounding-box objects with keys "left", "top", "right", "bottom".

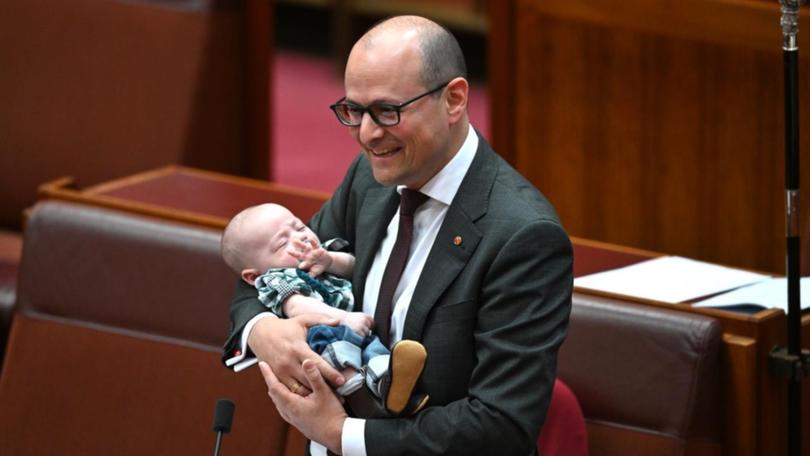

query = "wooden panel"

[
  {"left": 488, "top": 0, "right": 517, "bottom": 166},
  {"left": 721, "top": 334, "right": 757, "bottom": 456},
  {"left": 491, "top": 0, "right": 810, "bottom": 276},
  {"left": 0, "top": 315, "right": 290, "bottom": 455},
  {"left": 38, "top": 166, "right": 330, "bottom": 230},
  {"left": 571, "top": 236, "right": 656, "bottom": 276},
  {"left": 342, "top": 0, "right": 486, "bottom": 32},
  {"left": 752, "top": 308, "right": 792, "bottom": 456},
  {"left": 585, "top": 422, "right": 685, "bottom": 456},
  {"left": 284, "top": 428, "right": 308, "bottom": 456},
  {"left": 0, "top": 231, "right": 22, "bottom": 265},
  {"left": 516, "top": 0, "right": 800, "bottom": 53},
  {"left": 245, "top": 0, "right": 274, "bottom": 181},
  {"left": 0, "top": 0, "right": 273, "bottom": 229}
]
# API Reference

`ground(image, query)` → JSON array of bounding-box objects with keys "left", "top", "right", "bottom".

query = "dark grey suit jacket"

[{"left": 224, "top": 134, "right": 573, "bottom": 456}]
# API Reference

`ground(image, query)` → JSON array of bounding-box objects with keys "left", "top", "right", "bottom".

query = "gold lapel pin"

[{"left": 453, "top": 235, "right": 463, "bottom": 246}]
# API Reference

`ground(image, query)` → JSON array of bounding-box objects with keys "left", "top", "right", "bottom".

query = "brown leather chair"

[
  {"left": 0, "top": 201, "right": 301, "bottom": 454},
  {"left": 559, "top": 294, "right": 723, "bottom": 456}
]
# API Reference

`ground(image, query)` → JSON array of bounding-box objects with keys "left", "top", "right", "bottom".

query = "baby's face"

[{"left": 246, "top": 205, "right": 320, "bottom": 272}]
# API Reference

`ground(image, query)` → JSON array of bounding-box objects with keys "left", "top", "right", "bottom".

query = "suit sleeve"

[{"left": 365, "top": 219, "right": 573, "bottom": 455}]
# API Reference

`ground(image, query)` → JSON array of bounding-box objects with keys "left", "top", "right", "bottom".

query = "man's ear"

[
  {"left": 241, "top": 268, "right": 260, "bottom": 286},
  {"left": 445, "top": 77, "right": 469, "bottom": 124}
]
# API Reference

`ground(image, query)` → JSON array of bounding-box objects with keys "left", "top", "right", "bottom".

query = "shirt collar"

[{"left": 397, "top": 124, "right": 478, "bottom": 206}]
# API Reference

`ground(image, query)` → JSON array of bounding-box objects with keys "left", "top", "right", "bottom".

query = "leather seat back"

[
  {"left": 558, "top": 294, "right": 722, "bottom": 456},
  {"left": 0, "top": 201, "right": 296, "bottom": 454}
]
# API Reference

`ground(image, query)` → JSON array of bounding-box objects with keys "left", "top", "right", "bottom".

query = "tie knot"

[{"left": 399, "top": 189, "right": 429, "bottom": 217}]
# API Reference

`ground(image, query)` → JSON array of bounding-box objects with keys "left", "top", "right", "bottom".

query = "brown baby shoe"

[{"left": 380, "top": 339, "right": 428, "bottom": 415}]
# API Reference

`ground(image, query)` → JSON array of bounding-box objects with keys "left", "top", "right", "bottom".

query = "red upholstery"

[{"left": 538, "top": 379, "right": 589, "bottom": 456}]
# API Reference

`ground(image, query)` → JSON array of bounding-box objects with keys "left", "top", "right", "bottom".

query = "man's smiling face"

[{"left": 343, "top": 29, "right": 454, "bottom": 189}]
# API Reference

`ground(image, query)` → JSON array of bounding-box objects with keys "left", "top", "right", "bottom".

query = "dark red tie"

[{"left": 374, "top": 189, "right": 429, "bottom": 347}]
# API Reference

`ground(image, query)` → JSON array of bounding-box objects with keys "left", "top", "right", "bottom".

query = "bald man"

[{"left": 223, "top": 16, "right": 573, "bottom": 456}]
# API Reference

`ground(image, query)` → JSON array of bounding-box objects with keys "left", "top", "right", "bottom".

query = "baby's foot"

[{"left": 336, "top": 369, "right": 364, "bottom": 396}]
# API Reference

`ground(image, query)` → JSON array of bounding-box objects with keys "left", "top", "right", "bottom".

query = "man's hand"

[
  {"left": 260, "top": 359, "right": 347, "bottom": 455},
  {"left": 248, "top": 314, "right": 345, "bottom": 396},
  {"left": 342, "top": 312, "right": 374, "bottom": 337}
]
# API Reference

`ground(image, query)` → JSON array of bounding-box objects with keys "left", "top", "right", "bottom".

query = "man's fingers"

[
  {"left": 295, "top": 313, "right": 340, "bottom": 328},
  {"left": 302, "top": 359, "right": 332, "bottom": 395},
  {"left": 259, "top": 361, "right": 287, "bottom": 397},
  {"left": 285, "top": 334, "right": 344, "bottom": 387},
  {"left": 285, "top": 379, "right": 313, "bottom": 397},
  {"left": 259, "top": 361, "right": 310, "bottom": 399},
  {"left": 307, "top": 355, "right": 344, "bottom": 387},
  {"left": 258, "top": 361, "right": 272, "bottom": 385}
]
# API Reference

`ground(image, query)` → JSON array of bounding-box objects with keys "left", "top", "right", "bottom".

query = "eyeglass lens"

[
  {"left": 330, "top": 81, "right": 450, "bottom": 127},
  {"left": 333, "top": 104, "right": 399, "bottom": 127}
]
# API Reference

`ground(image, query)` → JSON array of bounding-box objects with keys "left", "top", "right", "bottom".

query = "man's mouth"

[{"left": 369, "top": 146, "right": 401, "bottom": 157}]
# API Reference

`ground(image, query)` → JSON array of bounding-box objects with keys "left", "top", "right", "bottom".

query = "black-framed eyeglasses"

[{"left": 329, "top": 81, "right": 450, "bottom": 127}]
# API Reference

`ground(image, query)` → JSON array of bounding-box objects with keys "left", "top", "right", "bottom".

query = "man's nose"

[{"left": 358, "top": 111, "right": 384, "bottom": 144}]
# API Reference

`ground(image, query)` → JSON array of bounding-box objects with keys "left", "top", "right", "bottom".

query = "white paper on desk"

[
  {"left": 573, "top": 256, "right": 771, "bottom": 304},
  {"left": 693, "top": 277, "right": 810, "bottom": 312}
]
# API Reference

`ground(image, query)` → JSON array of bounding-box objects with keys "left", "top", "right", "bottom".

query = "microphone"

[{"left": 212, "top": 399, "right": 235, "bottom": 456}]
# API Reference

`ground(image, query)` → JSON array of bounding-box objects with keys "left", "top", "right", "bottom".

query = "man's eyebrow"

[{"left": 343, "top": 96, "right": 399, "bottom": 106}]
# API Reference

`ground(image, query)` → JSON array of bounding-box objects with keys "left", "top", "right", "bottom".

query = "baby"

[{"left": 221, "top": 203, "right": 428, "bottom": 416}]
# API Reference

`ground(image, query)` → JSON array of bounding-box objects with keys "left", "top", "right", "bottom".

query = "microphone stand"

[
  {"left": 214, "top": 430, "right": 225, "bottom": 456},
  {"left": 212, "top": 399, "right": 235, "bottom": 456},
  {"left": 769, "top": 2, "right": 810, "bottom": 456}
]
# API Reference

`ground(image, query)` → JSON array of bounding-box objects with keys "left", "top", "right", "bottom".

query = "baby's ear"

[{"left": 241, "top": 268, "right": 260, "bottom": 286}]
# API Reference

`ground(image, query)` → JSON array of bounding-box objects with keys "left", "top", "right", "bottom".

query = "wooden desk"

[
  {"left": 38, "top": 166, "right": 809, "bottom": 455},
  {"left": 38, "top": 166, "right": 330, "bottom": 229}
]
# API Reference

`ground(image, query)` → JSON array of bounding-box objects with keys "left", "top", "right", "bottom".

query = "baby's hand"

[
  {"left": 342, "top": 312, "right": 374, "bottom": 337},
  {"left": 291, "top": 237, "right": 332, "bottom": 277}
]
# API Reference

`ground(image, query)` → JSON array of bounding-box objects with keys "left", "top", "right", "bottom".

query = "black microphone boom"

[
  {"left": 769, "top": 2, "right": 809, "bottom": 456},
  {"left": 212, "top": 399, "right": 235, "bottom": 456}
]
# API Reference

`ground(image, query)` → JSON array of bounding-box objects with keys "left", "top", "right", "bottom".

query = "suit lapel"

[
  {"left": 402, "top": 205, "right": 480, "bottom": 340},
  {"left": 402, "top": 138, "right": 499, "bottom": 340},
  {"left": 353, "top": 187, "right": 399, "bottom": 309}
]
